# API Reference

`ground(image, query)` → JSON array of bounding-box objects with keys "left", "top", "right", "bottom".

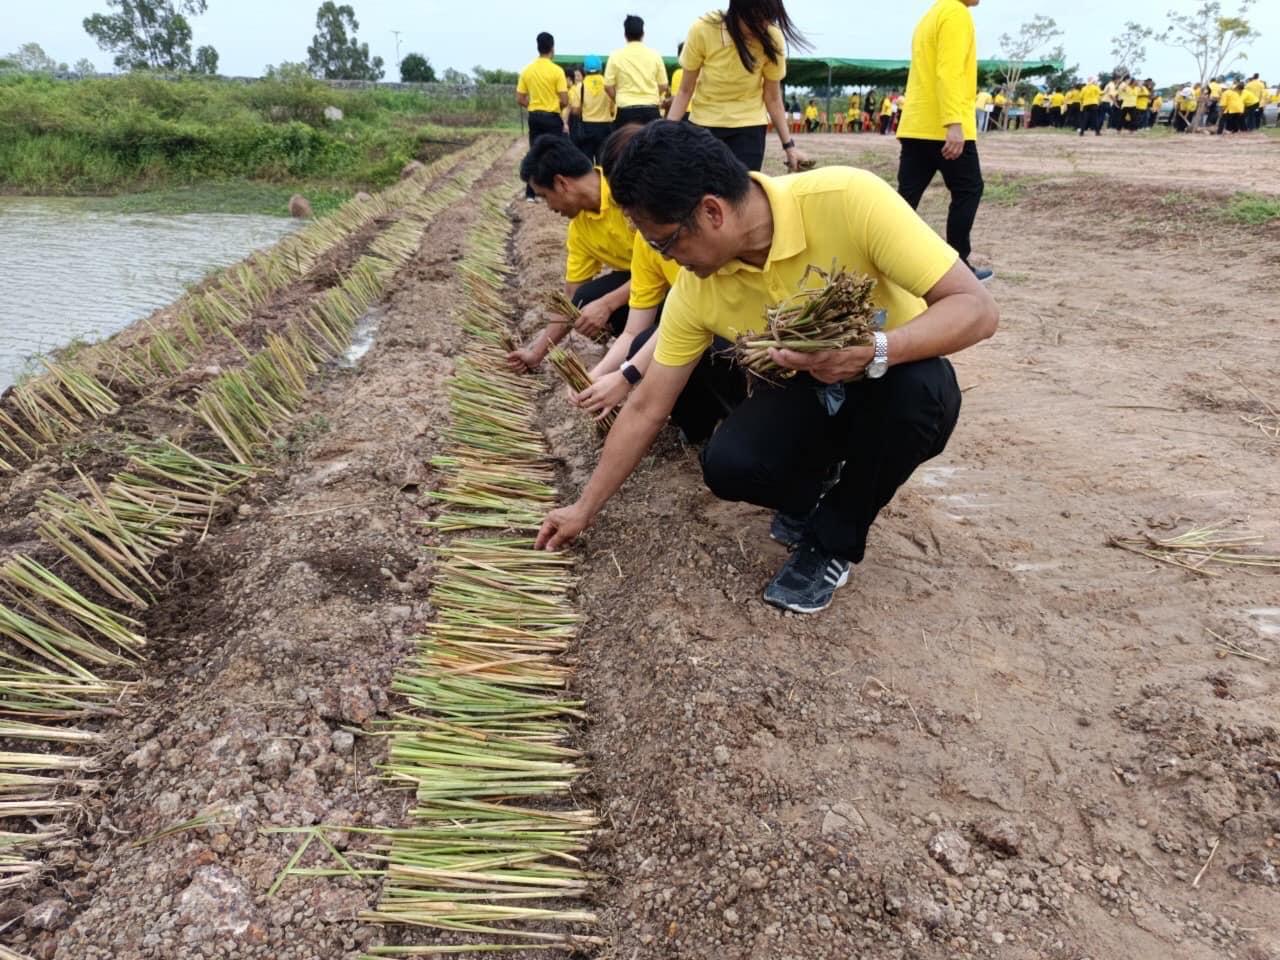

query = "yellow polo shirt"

[
  {"left": 1080, "top": 83, "right": 1100, "bottom": 106},
  {"left": 1245, "top": 78, "right": 1264, "bottom": 101},
  {"left": 1242, "top": 88, "right": 1259, "bottom": 108},
  {"left": 1050, "top": 92, "right": 1065, "bottom": 108},
  {"left": 604, "top": 41, "right": 667, "bottom": 108},
  {"left": 517, "top": 57, "right": 568, "bottom": 114},
  {"left": 581, "top": 74, "right": 613, "bottom": 122},
  {"left": 653, "top": 168, "right": 958, "bottom": 368},
  {"left": 568, "top": 83, "right": 582, "bottom": 112},
  {"left": 680, "top": 13, "right": 786, "bottom": 128},
  {"left": 1209, "top": 80, "right": 1223, "bottom": 99},
  {"left": 898, "top": 0, "right": 977, "bottom": 141},
  {"left": 670, "top": 67, "right": 685, "bottom": 96},
  {"left": 1136, "top": 87, "right": 1150, "bottom": 109},
  {"left": 804, "top": 104, "right": 819, "bottom": 120},
  {"left": 565, "top": 171, "right": 636, "bottom": 284},
  {"left": 628, "top": 233, "right": 682, "bottom": 309},
  {"left": 1222, "top": 89, "right": 1244, "bottom": 114}
]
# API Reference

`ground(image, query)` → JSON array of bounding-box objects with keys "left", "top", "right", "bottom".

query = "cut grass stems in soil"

[
  {"left": 1109, "top": 524, "right": 1280, "bottom": 576},
  {"left": 732, "top": 263, "right": 878, "bottom": 385},
  {"left": 345, "top": 187, "right": 601, "bottom": 955},
  {"left": 546, "top": 347, "right": 614, "bottom": 436},
  {"left": 0, "top": 139, "right": 519, "bottom": 893},
  {"left": 544, "top": 290, "right": 605, "bottom": 346}
]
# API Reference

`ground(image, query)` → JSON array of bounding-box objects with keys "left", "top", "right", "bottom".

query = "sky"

[{"left": 6, "top": 0, "right": 1278, "bottom": 87}]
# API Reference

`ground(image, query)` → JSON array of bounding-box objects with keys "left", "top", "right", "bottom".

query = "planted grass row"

[
  {"left": 348, "top": 191, "right": 602, "bottom": 954},
  {"left": 0, "top": 139, "right": 515, "bottom": 894},
  {"left": 0, "top": 137, "right": 503, "bottom": 477}
]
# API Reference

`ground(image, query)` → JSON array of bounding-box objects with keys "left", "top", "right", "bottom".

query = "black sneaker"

[
  {"left": 970, "top": 265, "right": 994, "bottom": 283},
  {"left": 763, "top": 539, "right": 851, "bottom": 614},
  {"left": 769, "top": 506, "right": 815, "bottom": 548}
]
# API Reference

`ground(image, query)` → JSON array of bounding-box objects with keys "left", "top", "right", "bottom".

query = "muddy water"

[{"left": 0, "top": 199, "right": 298, "bottom": 390}]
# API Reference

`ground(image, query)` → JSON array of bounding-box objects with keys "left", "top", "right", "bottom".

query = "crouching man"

[{"left": 535, "top": 121, "right": 997, "bottom": 614}]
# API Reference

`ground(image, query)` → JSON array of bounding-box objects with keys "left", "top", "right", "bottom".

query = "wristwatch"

[
  {"left": 782, "top": 138, "right": 796, "bottom": 150},
  {"left": 620, "top": 360, "right": 643, "bottom": 386},
  {"left": 865, "top": 332, "right": 889, "bottom": 379}
]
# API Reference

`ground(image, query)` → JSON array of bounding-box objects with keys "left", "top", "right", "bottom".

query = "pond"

[{"left": 0, "top": 199, "right": 299, "bottom": 391}]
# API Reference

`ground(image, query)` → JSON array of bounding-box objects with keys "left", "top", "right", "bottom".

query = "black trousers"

[
  {"left": 701, "top": 358, "right": 961, "bottom": 563},
  {"left": 628, "top": 327, "right": 745, "bottom": 442},
  {"left": 526, "top": 111, "right": 564, "bottom": 198},
  {"left": 577, "top": 121, "right": 612, "bottom": 163},
  {"left": 614, "top": 105, "right": 660, "bottom": 128},
  {"left": 570, "top": 271, "right": 632, "bottom": 337},
  {"left": 1079, "top": 104, "right": 1100, "bottom": 134},
  {"left": 896, "top": 137, "right": 984, "bottom": 266},
  {"left": 692, "top": 123, "right": 767, "bottom": 171}
]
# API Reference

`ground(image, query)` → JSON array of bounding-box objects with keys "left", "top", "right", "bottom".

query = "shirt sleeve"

[
  {"left": 934, "top": 7, "right": 974, "bottom": 128},
  {"left": 565, "top": 221, "right": 600, "bottom": 284},
  {"left": 604, "top": 55, "right": 618, "bottom": 86},
  {"left": 516, "top": 69, "right": 529, "bottom": 95},
  {"left": 762, "top": 25, "right": 786, "bottom": 81},
  {"left": 852, "top": 172, "right": 957, "bottom": 298},
  {"left": 556, "top": 68, "right": 568, "bottom": 93},
  {"left": 652, "top": 277, "right": 712, "bottom": 367},
  {"left": 628, "top": 233, "right": 672, "bottom": 309},
  {"left": 681, "top": 21, "right": 705, "bottom": 70}
]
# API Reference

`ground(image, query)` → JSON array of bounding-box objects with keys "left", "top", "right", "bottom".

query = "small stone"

[
  {"left": 287, "top": 194, "right": 312, "bottom": 218},
  {"left": 992, "top": 930, "right": 1006, "bottom": 945},
  {"left": 816, "top": 913, "right": 833, "bottom": 931},
  {"left": 928, "top": 829, "right": 972, "bottom": 876},
  {"left": 723, "top": 907, "right": 739, "bottom": 926},
  {"left": 743, "top": 866, "right": 767, "bottom": 890},
  {"left": 25, "top": 898, "right": 69, "bottom": 931},
  {"left": 125, "top": 740, "right": 161, "bottom": 770},
  {"left": 1096, "top": 863, "right": 1122, "bottom": 885},
  {"left": 256, "top": 739, "right": 296, "bottom": 780},
  {"left": 330, "top": 730, "right": 356, "bottom": 756},
  {"left": 975, "top": 818, "right": 1022, "bottom": 857},
  {"left": 712, "top": 745, "right": 731, "bottom": 766}
]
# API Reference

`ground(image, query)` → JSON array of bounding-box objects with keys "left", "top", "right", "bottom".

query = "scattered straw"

[{"left": 1108, "top": 524, "right": 1280, "bottom": 576}]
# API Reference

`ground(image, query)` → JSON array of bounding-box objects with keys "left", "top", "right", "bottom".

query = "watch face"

[{"left": 867, "top": 359, "right": 888, "bottom": 379}]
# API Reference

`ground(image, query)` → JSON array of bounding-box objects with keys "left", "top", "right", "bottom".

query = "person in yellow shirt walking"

[
  {"left": 1078, "top": 76, "right": 1101, "bottom": 135},
  {"left": 666, "top": 1, "right": 810, "bottom": 172},
  {"left": 507, "top": 137, "right": 637, "bottom": 371},
  {"left": 1063, "top": 85, "right": 1080, "bottom": 129},
  {"left": 576, "top": 55, "right": 615, "bottom": 162},
  {"left": 605, "top": 15, "right": 669, "bottom": 127},
  {"left": 1048, "top": 88, "right": 1065, "bottom": 126},
  {"left": 1243, "top": 73, "right": 1264, "bottom": 131},
  {"left": 535, "top": 120, "right": 998, "bottom": 614},
  {"left": 1220, "top": 82, "right": 1245, "bottom": 134},
  {"left": 516, "top": 31, "right": 570, "bottom": 201},
  {"left": 897, "top": 0, "right": 991, "bottom": 280}
]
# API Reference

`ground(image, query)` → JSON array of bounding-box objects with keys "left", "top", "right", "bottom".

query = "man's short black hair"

[
  {"left": 608, "top": 120, "right": 750, "bottom": 224},
  {"left": 537, "top": 32, "right": 554, "bottom": 54},
  {"left": 624, "top": 15, "right": 644, "bottom": 41},
  {"left": 519, "top": 134, "right": 593, "bottom": 189}
]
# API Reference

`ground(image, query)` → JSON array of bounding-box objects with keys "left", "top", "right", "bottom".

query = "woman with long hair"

[{"left": 665, "top": 1, "right": 810, "bottom": 171}]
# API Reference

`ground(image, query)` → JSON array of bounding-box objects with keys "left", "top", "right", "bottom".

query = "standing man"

[
  {"left": 578, "top": 55, "right": 615, "bottom": 161},
  {"left": 896, "top": 0, "right": 991, "bottom": 282},
  {"left": 604, "top": 15, "right": 668, "bottom": 127},
  {"left": 534, "top": 121, "right": 998, "bottom": 614},
  {"left": 1079, "top": 76, "right": 1101, "bottom": 135},
  {"left": 517, "top": 32, "right": 569, "bottom": 201}
]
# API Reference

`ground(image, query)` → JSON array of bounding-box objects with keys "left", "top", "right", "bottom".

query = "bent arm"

[
  {"left": 666, "top": 67, "right": 700, "bottom": 121},
  {"left": 516, "top": 92, "right": 530, "bottom": 108}
]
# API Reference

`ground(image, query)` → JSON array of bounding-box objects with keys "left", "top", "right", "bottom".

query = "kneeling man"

[{"left": 535, "top": 121, "right": 998, "bottom": 614}]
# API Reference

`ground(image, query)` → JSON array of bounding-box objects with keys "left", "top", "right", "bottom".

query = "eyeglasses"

[{"left": 645, "top": 219, "right": 687, "bottom": 257}]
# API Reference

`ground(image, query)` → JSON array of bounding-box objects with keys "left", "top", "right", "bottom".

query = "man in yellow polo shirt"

[
  {"left": 507, "top": 136, "right": 636, "bottom": 372},
  {"left": 897, "top": 0, "right": 991, "bottom": 282},
  {"left": 604, "top": 15, "right": 668, "bottom": 127},
  {"left": 577, "top": 55, "right": 615, "bottom": 162},
  {"left": 516, "top": 32, "right": 569, "bottom": 201},
  {"left": 1078, "top": 76, "right": 1101, "bottom": 135},
  {"left": 535, "top": 121, "right": 998, "bottom": 614},
  {"left": 1244, "top": 73, "right": 1264, "bottom": 130}
]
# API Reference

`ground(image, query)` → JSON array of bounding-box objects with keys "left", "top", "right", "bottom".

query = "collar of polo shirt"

[
  {"left": 584, "top": 167, "right": 613, "bottom": 220},
  {"left": 715, "top": 172, "right": 807, "bottom": 276}
]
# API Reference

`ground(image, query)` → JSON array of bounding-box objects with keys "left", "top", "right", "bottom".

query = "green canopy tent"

[{"left": 554, "top": 54, "right": 1063, "bottom": 120}]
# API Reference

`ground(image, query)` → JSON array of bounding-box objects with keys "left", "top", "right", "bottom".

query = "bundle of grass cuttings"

[
  {"left": 1109, "top": 524, "right": 1280, "bottom": 576},
  {"left": 547, "top": 347, "right": 614, "bottom": 435},
  {"left": 545, "top": 291, "right": 606, "bottom": 345},
  {"left": 734, "top": 263, "right": 877, "bottom": 383}
]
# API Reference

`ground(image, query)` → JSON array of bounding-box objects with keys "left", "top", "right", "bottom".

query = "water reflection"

[{"left": 0, "top": 199, "right": 298, "bottom": 390}]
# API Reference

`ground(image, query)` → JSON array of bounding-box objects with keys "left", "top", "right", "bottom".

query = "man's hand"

[
  {"left": 941, "top": 123, "right": 965, "bottom": 160},
  {"left": 575, "top": 298, "right": 612, "bottom": 339},
  {"left": 573, "top": 370, "right": 631, "bottom": 420},
  {"left": 770, "top": 344, "right": 874, "bottom": 384},
  {"left": 784, "top": 145, "right": 811, "bottom": 172},
  {"left": 535, "top": 501, "right": 593, "bottom": 550},
  {"left": 507, "top": 344, "right": 543, "bottom": 373}
]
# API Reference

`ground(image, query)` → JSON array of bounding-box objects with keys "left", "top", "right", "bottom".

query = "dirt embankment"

[{"left": 5, "top": 131, "right": 1279, "bottom": 960}]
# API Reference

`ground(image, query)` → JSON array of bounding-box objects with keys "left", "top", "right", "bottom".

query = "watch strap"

[{"left": 620, "top": 360, "right": 643, "bottom": 386}]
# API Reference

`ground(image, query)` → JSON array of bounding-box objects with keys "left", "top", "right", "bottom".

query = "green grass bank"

[{"left": 0, "top": 73, "right": 518, "bottom": 214}]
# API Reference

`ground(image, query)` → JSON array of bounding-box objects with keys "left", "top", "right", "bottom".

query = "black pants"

[
  {"left": 692, "top": 123, "right": 767, "bottom": 171},
  {"left": 628, "top": 327, "right": 745, "bottom": 443},
  {"left": 701, "top": 359, "right": 961, "bottom": 563},
  {"left": 1079, "top": 104, "right": 1099, "bottom": 134},
  {"left": 614, "top": 105, "right": 660, "bottom": 128},
  {"left": 896, "top": 137, "right": 984, "bottom": 266},
  {"left": 878, "top": 114, "right": 893, "bottom": 135},
  {"left": 526, "top": 111, "right": 564, "bottom": 198},
  {"left": 570, "top": 271, "right": 632, "bottom": 337},
  {"left": 577, "top": 121, "right": 612, "bottom": 163},
  {"left": 1224, "top": 113, "right": 1243, "bottom": 133}
]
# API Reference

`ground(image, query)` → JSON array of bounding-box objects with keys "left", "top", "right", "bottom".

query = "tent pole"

[{"left": 826, "top": 62, "right": 833, "bottom": 133}]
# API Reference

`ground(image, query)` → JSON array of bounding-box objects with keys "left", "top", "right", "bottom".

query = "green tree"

[
  {"left": 83, "top": 0, "right": 217, "bottom": 72},
  {"left": 1159, "top": 0, "right": 1258, "bottom": 126},
  {"left": 8, "top": 42, "right": 61, "bottom": 73},
  {"left": 193, "top": 44, "right": 218, "bottom": 74},
  {"left": 1110, "top": 21, "right": 1155, "bottom": 76},
  {"left": 441, "top": 67, "right": 470, "bottom": 84},
  {"left": 307, "top": 3, "right": 385, "bottom": 80},
  {"left": 73, "top": 57, "right": 98, "bottom": 76},
  {"left": 472, "top": 65, "right": 518, "bottom": 85},
  {"left": 399, "top": 52, "right": 435, "bottom": 83},
  {"left": 995, "top": 15, "right": 1063, "bottom": 127}
]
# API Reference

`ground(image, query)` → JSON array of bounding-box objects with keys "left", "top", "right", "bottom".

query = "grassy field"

[{"left": 0, "top": 73, "right": 518, "bottom": 214}]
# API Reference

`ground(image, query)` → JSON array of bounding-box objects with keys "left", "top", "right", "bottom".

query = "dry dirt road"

[{"left": 3, "top": 129, "right": 1278, "bottom": 960}]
